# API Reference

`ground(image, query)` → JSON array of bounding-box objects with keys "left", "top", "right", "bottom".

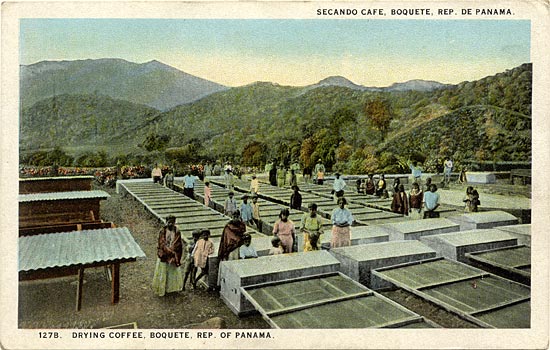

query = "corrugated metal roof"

[
  {"left": 18, "top": 190, "right": 110, "bottom": 203},
  {"left": 19, "top": 227, "right": 146, "bottom": 272},
  {"left": 19, "top": 176, "right": 94, "bottom": 182}
]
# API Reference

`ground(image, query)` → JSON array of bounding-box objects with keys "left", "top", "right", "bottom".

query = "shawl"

[
  {"left": 391, "top": 191, "right": 409, "bottom": 215},
  {"left": 157, "top": 226, "right": 183, "bottom": 266},
  {"left": 218, "top": 219, "right": 247, "bottom": 261}
]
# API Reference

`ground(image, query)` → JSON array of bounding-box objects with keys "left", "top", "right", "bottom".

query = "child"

[
  {"left": 204, "top": 181, "right": 212, "bottom": 207},
  {"left": 182, "top": 230, "right": 201, "bottom": 290},
  {"left": 269, "top": 237, "right": 284, "bottom": 255},
  {"left": 192, "top": 229, "right": 214, "bottom": 289},
  {"left": 250, "top": 174, "right": 260, "bottom": 194},
  {"left": 239, "top": 234, "right": 258, "bottom": 259},
  {"left": 272, "top": 208, "right": 296, "bottom": 253}
]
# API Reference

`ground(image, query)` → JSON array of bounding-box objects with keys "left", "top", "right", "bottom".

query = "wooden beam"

[
  {"left": 111, "top": 263, "right": 120, "bottom": 304},
  {"left": 76, "top": 268, "right": 84, "bottom": 311}
]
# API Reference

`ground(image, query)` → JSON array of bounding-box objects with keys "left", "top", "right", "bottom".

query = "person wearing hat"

[
  {"left": 152, "top": 215, "right": 184, "bottom": 296},
  {"left": 240, "top": 194, "right": 254, "bottom": 225},
  {"left": 290, "top": 185, "right": 302, "bottom": 210},
  {"left": 224, "top": 191, "right": 237, "bottom": 217}
]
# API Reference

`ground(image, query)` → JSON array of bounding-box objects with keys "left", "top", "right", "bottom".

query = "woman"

[
  {"left": 464, "top": 186, "right": 480, "bottom": 212},
  {"left": 391, "top": 184, "right": 409, "bottom": 216},
  {"left": 365, "top": 175, "right": 376, "bottom": 195},
  {"left": 204, "top": 181, "right": 212, "bottom": 207},
  {"left": 152, "top": 215, "right": 184, "bottom": 296},
  {"left": 272, "top": 208, "right": 296, "bottom": 253},
  {"left": 408, "top": 182, "right": 424, "bottom": 220},
  {"left": 330, "top": 197, "right": 354, "bottom": 248}
]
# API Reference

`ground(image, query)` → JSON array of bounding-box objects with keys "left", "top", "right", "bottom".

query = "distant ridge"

[
  {"left": 385, "top": 79, "right": 452, "bottom": 92},
  {"left": 305, "top": 75, "right": 450, "bottom": 92},
  {"left": 20, "top": 58, "right": 229, "bottom": 110}
]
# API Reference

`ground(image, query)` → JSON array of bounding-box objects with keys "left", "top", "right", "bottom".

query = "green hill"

[{"left": 19, "top": 63, "right": 532, "bottom": 173}]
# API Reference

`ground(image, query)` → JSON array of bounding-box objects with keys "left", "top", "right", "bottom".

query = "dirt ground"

[{"left": 18, "top": 184, "right": 478, "bottom": 329}]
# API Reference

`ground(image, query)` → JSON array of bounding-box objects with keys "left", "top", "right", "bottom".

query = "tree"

[
  {"left": 242, "top": 141, "right": 267, "bottom": 166},
  {"left": 140, "top": 132, "right": 170, "bottom": 152},
  {"left": 364, "top": 98, "right": 392, "bottom": 138}
]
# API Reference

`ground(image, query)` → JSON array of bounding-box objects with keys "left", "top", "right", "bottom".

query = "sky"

[{"left": 19, "top": 19, "right": 530, "bottom": 87}]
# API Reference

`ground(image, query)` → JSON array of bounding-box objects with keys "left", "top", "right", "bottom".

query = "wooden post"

[
  {"left": 111, "top": 263, "right": 120, "bottom": 304},
  {"left": 76, "top": 268, "right": 84, "bottom": 311}
]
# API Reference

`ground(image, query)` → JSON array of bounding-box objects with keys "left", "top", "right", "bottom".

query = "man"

[
  {"left": 152, "top": 163, "right": 163, "bottom": 184},
  {"left": 182, "top": 171, "right": 198, "bottom": 199},
  {"left": 251, "top": 194, "right": 261, "bottom": 231},
  {"left": 240, "top": 194, "right": 255, "bottom": 226},
  {"left": 224, "top": 169, "right": 234, "bottom": 191},
  {"left": 300, "top": 203, "right": 323, "bottom": 251},
  {"left": 268, "top": 160, "right": 278, "bottom": 186},
  {"left": 332, "top": 173, "right": 346, "bottom": 203},
  {"left": 409, "top": 161, "right": 423, "bottom": 186},
  {"left": 423, "top": 184, "right": 441, "bottom": 219},
  {"left": 313, "top": 159, "right": 326, "bottom": 185},
  {"left": 224, "top": 192, "right": 238, "bottom": 217}
]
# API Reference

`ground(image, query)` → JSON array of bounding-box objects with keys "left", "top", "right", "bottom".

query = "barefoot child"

[
  {"left": 182, "top": 230, "right": 200, "bottom": 290},
  {"left": 193, "top": 229, "right": 214, "bottom": 289}
]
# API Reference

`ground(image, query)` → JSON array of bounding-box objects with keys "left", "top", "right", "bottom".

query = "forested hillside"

[{"left": 19, "top": 63, "right": 532, "bottom": 174}]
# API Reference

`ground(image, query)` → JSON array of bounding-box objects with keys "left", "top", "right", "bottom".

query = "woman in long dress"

[
  {"left": 152, "top": 215, "right": 184, "bottom": 296},
  {"left": 330, "top": 197, "right": 354, "bottom": 248}
]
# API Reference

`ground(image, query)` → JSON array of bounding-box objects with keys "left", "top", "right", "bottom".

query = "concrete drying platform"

[
  {"left": 118, "top": 180, "right": 264, "bottom": 239},
  {"left": 381, "top": 218, "right": 460, "bottom": 241},
  {"left": 465, "top": 172, "right": 496, "bottom": 184},
  {"left": 241, "top": 272, "right": 438, "bottom": 328},
  {"left": 420, "top": 229, "right": 518, "bottom": 263},
  {"left": 495, "top": 224, "right": 531, "bottom": 247},
  {"left": 372, "top": 257, "right": 530, "bottom": 328},
  {"left": 447, "top": 211, "right": 519, "bottom": 231},
  {"left": 219, "top": 250, "right": 340, "bottom": 315},
  {"left": 323, "top": 225, "right": 390, "bottom": 249},
  {"left": 466, "top": 245, "right": 531, "bottom": 285},
  {"left": 330, "top": 241, "right": 437, "bottom": 289}
]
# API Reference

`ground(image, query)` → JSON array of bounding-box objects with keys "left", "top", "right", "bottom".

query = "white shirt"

[{"left": 333, "top": 178, "right": 347, "bottom": 192}]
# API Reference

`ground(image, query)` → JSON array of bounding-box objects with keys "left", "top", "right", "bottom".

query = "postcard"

[{"left": 1, "top": 1, "right": 548, "bottom": 349}]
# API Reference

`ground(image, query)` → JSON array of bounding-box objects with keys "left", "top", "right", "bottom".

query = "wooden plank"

[
  {"left": 111, "top": 263, "right": 120, "bottom": 304},
  {"left": 265, "top": 292, "right": 372, "bottom": 317},
  {"left": 76, "top": 268, "right": 84, "bottom": 311}
]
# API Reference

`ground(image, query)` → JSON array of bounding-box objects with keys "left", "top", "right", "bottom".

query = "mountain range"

[
  {"left": 20, "top": 58, "right": 450, "bottom": 111},
  {"left": 19, "top": 59, "right": 532, "bottom": 173}
]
